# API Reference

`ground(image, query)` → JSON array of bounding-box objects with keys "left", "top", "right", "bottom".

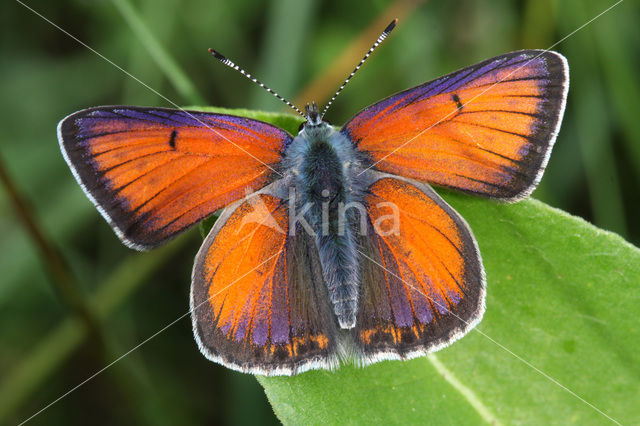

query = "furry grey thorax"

[{"left": 281, "top": 112, "right": 368, "bottom": 329}]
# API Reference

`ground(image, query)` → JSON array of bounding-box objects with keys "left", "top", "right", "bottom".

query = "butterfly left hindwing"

[{"left": 191, "top": 183, "right": 340, "bottom": 375}]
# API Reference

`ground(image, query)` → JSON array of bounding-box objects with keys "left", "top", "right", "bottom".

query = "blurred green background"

[{"left": 1, "top": 0, "right": 638, "bottom": 424}]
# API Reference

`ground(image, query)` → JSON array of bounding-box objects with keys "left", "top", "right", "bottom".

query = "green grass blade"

[
  {"left": 0, "top": 239, "right": 187, "bottom": 423},
  {"left": 558, "top": 0, "right": 627, "bottom": 236},
  {"left": 592, "top": 2, "right": 640, "bottom": 183},
  {"left": 248, "top": 0, "right": 316, "bottom": 110},
  {"left": 111, "top": 0, "right": 205, "bottom": 105}
]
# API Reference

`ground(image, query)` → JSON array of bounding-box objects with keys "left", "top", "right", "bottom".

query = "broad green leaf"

[{"left": 197, "top": 108, "right": 640, "bottom": 425}]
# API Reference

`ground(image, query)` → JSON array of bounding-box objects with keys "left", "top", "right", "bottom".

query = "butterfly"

[{"left": 57, "top": 20, "right": 568, "bottom": 375}]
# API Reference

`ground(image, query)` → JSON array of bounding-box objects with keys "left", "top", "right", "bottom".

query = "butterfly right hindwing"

[{"left": 354, "top": 173, "right": 486, "bottom": 362}]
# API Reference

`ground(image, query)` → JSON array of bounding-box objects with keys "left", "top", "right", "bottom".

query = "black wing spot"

[
  {"left": 169, "top": 129, "right": 178, "bottom": 149},
  {"left": 452, "top": 94, "right": 463, "bottom": 111}
]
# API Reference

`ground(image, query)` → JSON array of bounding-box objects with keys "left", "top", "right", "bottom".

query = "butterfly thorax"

[{"left": 283, "top": 119, "right": 365, "bottom": 329}]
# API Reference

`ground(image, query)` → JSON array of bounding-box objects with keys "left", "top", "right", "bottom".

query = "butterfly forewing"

[
  {"left": 342, "top": 50, "right": 568, "bottom": 200},
  {"left": 58, "top": 107, "right": 291, "bottom": 249},
  {"left": 355, "top": 174, "right": 485, "bottom": 361}
]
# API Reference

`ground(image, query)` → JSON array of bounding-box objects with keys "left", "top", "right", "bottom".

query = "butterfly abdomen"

[{"left": 289, "top": 125, "right": 363, "bottom": 329}]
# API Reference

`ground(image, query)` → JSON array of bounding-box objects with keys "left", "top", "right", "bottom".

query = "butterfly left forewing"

[
  {"left": 354, "top": 174, "right": 485, "bottom": 361},
  {"left": 191, "top": 184, "right": 339, "bottom": 375},
  {"left": 58, "top": 106, "right": 290, "bottom": 249}
]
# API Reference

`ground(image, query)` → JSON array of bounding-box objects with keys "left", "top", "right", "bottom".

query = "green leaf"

[
  {"left": 196, "top": 107, "right": 640, "bottom": 425},
  {"left": 189, "top": 106, "right": 304, "bottom": 135}
]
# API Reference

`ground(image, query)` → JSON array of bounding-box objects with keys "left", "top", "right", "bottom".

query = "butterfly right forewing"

[{"left": 342, "top": 50, "right": 568, "bottom": 201}]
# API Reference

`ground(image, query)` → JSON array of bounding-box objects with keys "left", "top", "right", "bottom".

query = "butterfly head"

[
  {"left": 298, "top": 101, "right": 329, "bottom": 135},
  {"left": 304, "top": 102, "right": 322, "bottom": 127}
]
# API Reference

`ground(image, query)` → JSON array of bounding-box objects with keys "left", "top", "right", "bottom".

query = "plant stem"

[
  {"left": 0, "top": 152, "right": 105, "bottom": 344},
  {"left": 0, "top": 237, "right": 188, "bottom": 423}
]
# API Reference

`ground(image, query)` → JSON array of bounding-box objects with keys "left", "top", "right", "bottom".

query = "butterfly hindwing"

[
  {"left": 191, "top": 184, "right": 339, "bottom": 375},
  {"left": 342, "top": 50, "right": 568, "bottom": 200},
  {"left": 58, "top": 106, "right": 291, "bottom": 249},
  {"left": 355, "top": 174, "right": 485, "bottom": 361}
]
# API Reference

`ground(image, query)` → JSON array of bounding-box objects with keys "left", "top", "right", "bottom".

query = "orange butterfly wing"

[
  {"left": 343, "top": 50, "right": 568, "bottom": 200},
  {"left": 58, "top": 107, "right": 290, "bottom": 249},
  {"left": 191, "top": 188, "right": 339, "bottom": 375},
  {"left": 355, "top": 175, "right": 485, "bottom": 360}
]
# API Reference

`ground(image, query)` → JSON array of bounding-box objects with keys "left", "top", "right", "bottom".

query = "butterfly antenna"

[
  {"left": 320, "top": 19, "right": 398, "bottom": 119},
  {"left": 209, "top": 48, "right": 305, "bottom": 118}
]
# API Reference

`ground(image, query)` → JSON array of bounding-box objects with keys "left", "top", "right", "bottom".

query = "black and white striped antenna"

[
  {"left": 320, "top": 19, "right": 398, "bottom": 119},
  {"left": 208, "top": 48, "right": 306, "bottom": 118}
]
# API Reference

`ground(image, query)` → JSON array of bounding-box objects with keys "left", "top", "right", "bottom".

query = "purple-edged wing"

[
  {"left": 343, "top": 50, "right": 569, "bottom": 200},
  {"left": 191, "top": 189, "right": 340, "bottom": 375},
  {"left": 57, "top": 107, "right": 291, "bottom": 249},
  {"left": 355, "top": 174, "right": 485, "bottom": 361}
]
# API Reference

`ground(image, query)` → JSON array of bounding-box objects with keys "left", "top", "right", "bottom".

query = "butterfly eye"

[{"left": 298, "top": 122, "right": 306, "bottom": 132}]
